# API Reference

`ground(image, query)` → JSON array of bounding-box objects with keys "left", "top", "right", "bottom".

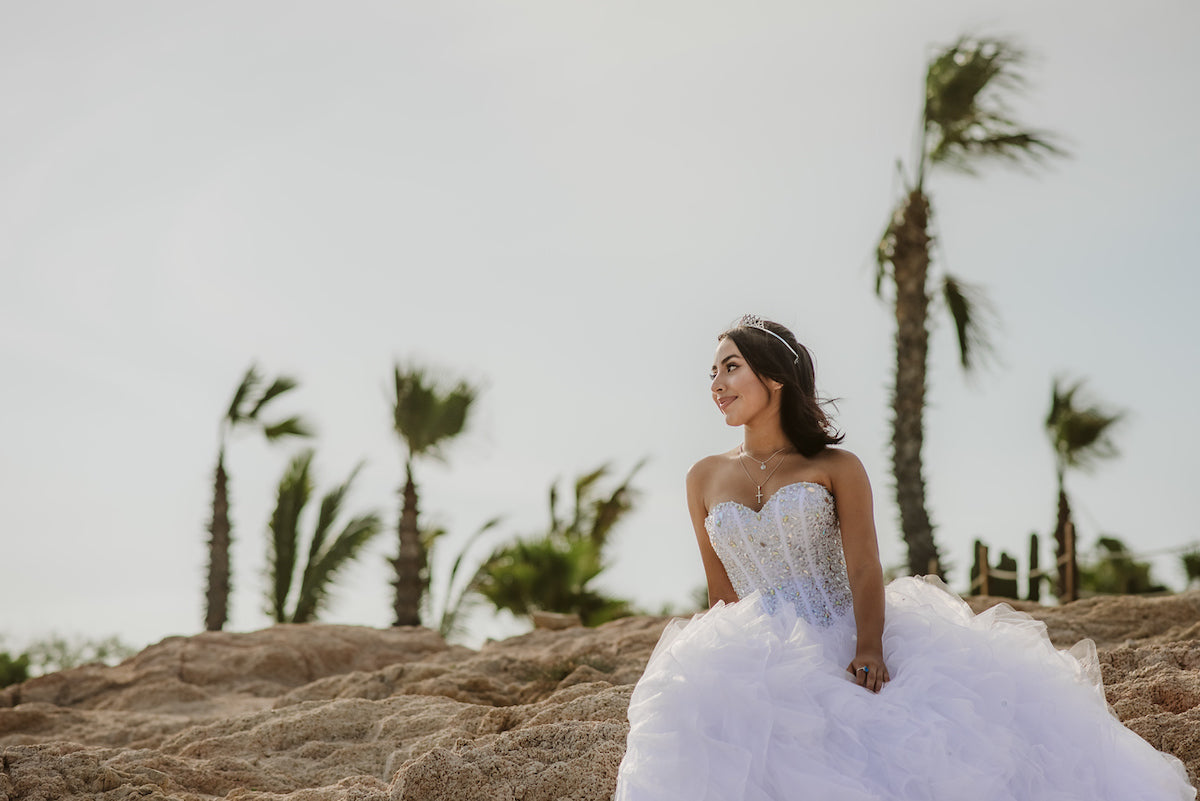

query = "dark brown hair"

[{"left": 719, "top": 318, "right": 843, "bottom": 457}]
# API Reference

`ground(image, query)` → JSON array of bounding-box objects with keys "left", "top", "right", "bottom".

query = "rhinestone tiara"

[{"left": 734, "top": 314, "right": 800, "bottom": 364}]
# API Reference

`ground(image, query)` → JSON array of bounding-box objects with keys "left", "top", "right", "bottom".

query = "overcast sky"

[{"left": 3, "top": 1, "right": 1197, "bottom": 651}]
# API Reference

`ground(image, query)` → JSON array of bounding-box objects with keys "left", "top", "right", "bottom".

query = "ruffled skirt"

[{"left": 615, "top": 577, "right": 1194, "bottom": 801}]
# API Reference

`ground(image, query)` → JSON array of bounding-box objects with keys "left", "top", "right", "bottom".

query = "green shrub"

[{"left": 0, "top": 651, "right": 30, "bottom": 688}]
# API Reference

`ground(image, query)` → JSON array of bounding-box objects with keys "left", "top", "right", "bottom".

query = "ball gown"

[{"left": 614, "top": 481, "right": 1195, "bottom": 800}]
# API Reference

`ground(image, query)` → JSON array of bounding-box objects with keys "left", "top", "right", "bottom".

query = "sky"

[{"left": 2, "top": 1, "right": 1198, "bottom": 652}]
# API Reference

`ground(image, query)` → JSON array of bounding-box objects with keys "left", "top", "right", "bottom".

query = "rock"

[
  {"left": 967, "top": 592, "right": 1200, "bottom": 649},
  {"left": 0, "top": 625, "right": 450, "bottom": 713},
  {"left": 531, "top": 611, "right": 582, "bottom": 631},
  {"left": 0, "top": 596, "right": 1197, "bottom": 799}
]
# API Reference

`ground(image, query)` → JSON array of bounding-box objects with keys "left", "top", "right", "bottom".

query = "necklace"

[
  {"left": 739, "top": 444, "right": 789, "bottom": 471},
  {"left": 738, "top": 445, "right": 790, "bottom": 504}
]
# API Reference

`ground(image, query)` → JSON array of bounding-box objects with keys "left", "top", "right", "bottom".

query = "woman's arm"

[
  {"left": 829, "top": 450, "right": 890, "bottom": 693},
  {"left": 686, "top": 459, "right": 739, "bottom": 607}
]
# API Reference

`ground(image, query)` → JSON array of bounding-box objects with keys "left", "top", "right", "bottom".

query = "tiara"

[{"left": 734, "top": 314, "right": 800, "bottom": 364}]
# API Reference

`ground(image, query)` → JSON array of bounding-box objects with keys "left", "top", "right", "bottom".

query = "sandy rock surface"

[{"left": 2, "top": 596, "right": 1197, "bottom": 800}]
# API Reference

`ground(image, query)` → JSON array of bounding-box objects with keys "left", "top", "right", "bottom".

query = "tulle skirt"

[{"left": 615, "top": 577, "right": 1194, "bottom": 801}]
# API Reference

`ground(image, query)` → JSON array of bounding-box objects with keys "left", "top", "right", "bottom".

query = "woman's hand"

[
  {"left": 831, "top": 452, "right": 889, "bottom": 695},
  {"left": 846, "top": 648, "right": 890, "bottom": 693}
]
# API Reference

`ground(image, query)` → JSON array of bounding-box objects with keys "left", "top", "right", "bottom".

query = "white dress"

[{"left": 614, "top": 481, "right": 1194, "bottom": 801}]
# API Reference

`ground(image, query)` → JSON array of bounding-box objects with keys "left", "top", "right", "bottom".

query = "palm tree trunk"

[
  {"left": 392, "top": 462, "right": 423, "bottom": 627},
  {"left": 1054, "top": 475, "right": 1075, "bottom": 599},
  {"left": 891, "top": 189, "right": 942, "bottom": 577},
  {"left": 205, "top": 451, "right": 231, "bottom": 631}
]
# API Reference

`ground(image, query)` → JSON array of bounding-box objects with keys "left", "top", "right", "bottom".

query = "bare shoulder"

[
  {"left": 686, "top": 451, "right": 742, "bottom": 512},
  {"left": 686, "top": 453, "right": 726, "bottom": 494},
  {"left": 818, "top": 448, "right": 871, "bottom": 491}
]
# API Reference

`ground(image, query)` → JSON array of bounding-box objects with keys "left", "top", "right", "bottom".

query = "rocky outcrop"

[
  {"left": 1, "top": 597, "right": 1197, "bottom": 800},
  {"left": 966, "top": 591, "right": 1200, "bottom": 649}
]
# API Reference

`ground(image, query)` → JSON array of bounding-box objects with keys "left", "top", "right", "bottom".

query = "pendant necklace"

[
  {"left": 740, "top": 444, "right": 789, "bottom": 471},
  {"left": 738, "top": 444, "right": 789, "bottom": 505}
]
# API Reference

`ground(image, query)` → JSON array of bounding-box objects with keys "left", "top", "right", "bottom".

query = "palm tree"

[
  {"left": 265, "top": 450, "right": 383, "bottom": 623},
  {"left": 1045, "top": 376, "right": 1124, "bottom": 598},
  {"left": 1181, "top": 550, "right": 1200, "bottom": 590},
  {"left": 875, "top": 37, "right": 1063, "bottom": 576},
  {"left": 1078, "top": 536, "right": 1165, "bottom": 596},
  {"left": 423, "top": 517, "right": 503, "bottom": 640},
  {"left": 473, "top": 462, "right": 643, "bottom": 627},
  {"left": 205, "top": 366, "right": 310, "bottom": 631},
  {"left": 390, "top": 364, "right": 478, "bottom": 627}
]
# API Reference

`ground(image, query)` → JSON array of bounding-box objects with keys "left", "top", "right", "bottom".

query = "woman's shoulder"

[
  {"left": 815, "top": 447, "right": 871, "bottom": 491},
  {"left": 814, "top": 446, "right": 864, "bottom": 469},
  {"left": 685, "top": 450, "right": 740, "bottom": 494},
  {"left": 687, "top": 451, "right": 731, "bottom": 483}
]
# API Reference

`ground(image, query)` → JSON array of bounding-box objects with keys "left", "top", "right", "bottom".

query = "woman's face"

[{"left": 710, "top": 337, "right": 780, "bottom": 427}]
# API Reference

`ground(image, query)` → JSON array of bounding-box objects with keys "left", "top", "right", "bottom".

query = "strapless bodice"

[{"left": 704, "top": 481, "right": 853, "bottom": 625}]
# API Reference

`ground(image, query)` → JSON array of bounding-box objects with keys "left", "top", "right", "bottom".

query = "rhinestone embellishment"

[{"left": 705, "top": 482, "right": 853, "bottom": 626}]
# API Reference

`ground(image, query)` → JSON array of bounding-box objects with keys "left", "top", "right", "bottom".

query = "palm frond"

[
  {"left": 932, "top": 130, "right": 1062, "bottom": 174},
  {"left": 567, "top": 536, "right": 605, "bottom": 586},
  {"left": 1046, "top": 377, "right": 1075, "bottom": 429},
  {"left": 248, "top": 376, "right": 300, "bottom": 420},
  {"left": 475, "top": 539, "right": 554, "bottom": 617},
  {"left": 589, "top": 459, "right": 646, "bottom": 550},
  {"left": 443, "top": 518, "right": 502, "bottom": 596},
  {"left": 1058, "top": 410, "right": 1124, "bottom": 470},
  {"left": 392, "top": 365, "right": 434, "bottom": 453},
  {"left": 263, "top": 416, "right": 313, "bottom": 441},
  {"left": 474, "top": 464, "right": 641, "bottom": 626},
  {"left": 923, "top": 37, "right": 1064, "bottom": 175},
  {"left": 1045, "top": 376, "right": 1126, "bottom": 475},
  {"left": 267, "top": 450, "right": 314, "bottom": 622},
  {"left": 941, "top": 274, "right": 997, "bottom": 372},
  {"left": 476, "top": 535, "right": 598, "bottom": 621},
  {"left": 420, "top": 525, "right": 446, "bottom": 553},
  {"left": 392, "top": 365, "right": 479, "bottom": 460},
  {"left": 437, "top": 589, "right": 483, "bottom": 641},
  {"left": 431, "top": 383, "right": 477, "bottom": 454},
  {"left": 571, "top": 465, "right": 609, "bottom": 537},
  {"left": 437, "top": 517, "right": 503, "bottom": 639},
  {"left": 548, "top": 482, "right": 561, "bottom": 535},
  {"left": 300, "top": 462, "right": 363, "bottom": 603},
  {"left": 292, "top": 513, "right": 383, "bottom": 623},
  {"left": 573, "top": 590, "right": 634, "bottom": 626},
  {"left": 926, "top": 37, "right": 1023, "bottom": 129},
  {"left": 226, "top": 365, "right": 262, "bottom": 424}
]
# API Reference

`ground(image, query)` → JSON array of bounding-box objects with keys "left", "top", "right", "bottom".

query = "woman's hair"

[{"left": 719, "top": 318, "right": 844, "bottom": 457}]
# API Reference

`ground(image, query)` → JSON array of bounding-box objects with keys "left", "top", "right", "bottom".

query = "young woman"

[{"left": 614, "top": 315, "right": 1194, "bottom": 801}]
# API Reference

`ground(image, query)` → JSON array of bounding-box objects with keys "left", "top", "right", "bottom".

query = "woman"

[{"left": 614, "top": 315, "right": 1193, "bottom": 801}]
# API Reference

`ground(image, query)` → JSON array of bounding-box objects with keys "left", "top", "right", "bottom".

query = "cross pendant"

[{"left": 755, "top": 486, "right": 763, "bottom": 503}]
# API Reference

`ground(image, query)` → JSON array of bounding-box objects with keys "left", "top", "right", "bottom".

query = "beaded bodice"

[{"left": 705, "top": 482, "right": 853, "bottom": 625}]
